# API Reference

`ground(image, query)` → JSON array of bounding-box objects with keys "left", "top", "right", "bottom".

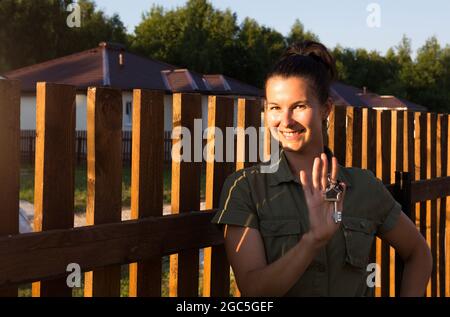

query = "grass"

[{"left": 20, "top": 162, "right": 206, "bottom": 213}]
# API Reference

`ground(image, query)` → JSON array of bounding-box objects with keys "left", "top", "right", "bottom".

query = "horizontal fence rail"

[{"left": 0, "top": 79, "right": 449, "bottom": 297}]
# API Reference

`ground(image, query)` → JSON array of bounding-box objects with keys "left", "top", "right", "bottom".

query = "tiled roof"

[{"left": 3, "top": 42, "right": 261, "bottom": 96}]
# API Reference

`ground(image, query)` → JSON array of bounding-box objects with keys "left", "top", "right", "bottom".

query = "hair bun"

[{"left": 282, "top": 40, "right": 337, "bottom": 82}]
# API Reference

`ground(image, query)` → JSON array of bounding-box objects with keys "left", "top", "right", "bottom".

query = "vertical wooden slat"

[
  {"left": 438, "top": 114, "right": 448, "bottom": 297},
  {"left": 345, "top": 106, "right": 354, "bottom": 167},
  {"left": 328, "top": 105, "right": 335, "bottom": 155},
  {"left": 84, "top": 87, "right": 122, "bottom": 297},
  {"left": 236, "top": 98, "right": 260, "bottom": 170},
  {"left": 415, "top": 112, "right": 429, "bottom": 296},
  {"left": 128, "top": 90, "right": 164, "bottom": 297},
  {"left": 0, "top": 80, "right": 20, "bottom": 297},
  {"left": 32, "top": 82, "right": 76, "bottom": 297},
  {"left": 429, "top": 113, "right": 437, "bottom": 297},
  {"left": 361, "top": 108, "right": 377, "bottom": 173},
  {"left": 446, "top": 115, "right": 450, "bottom": 297},
  {"left": 353, "top": 107, "right": 362, "bottom": 167},
  {"left": 169, "top": 93, "right": 202, "bottom": 297},
  {"left": 394, "top": 111, "right": 405, "bottom": 297},
  {"left": 231, "top": 97, "right": 261, "bottom": 297},
  {"left": 379, "top": 110, "right": 391, "bottom": 297},
  {"left": 329, "top": 105, "right": 346, "bottom": 165},
  {"left": 362, "top": 107, "right": 378, "bottom": 296},
  {"left": 202, "top": 96, "right": 234, "bottom": 297}
]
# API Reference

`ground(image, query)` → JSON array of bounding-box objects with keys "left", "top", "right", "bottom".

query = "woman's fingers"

[
  {"left": 320, "top": 153, "right": 328, "bottom": 191},
  {"left": 330, "top": 156, "right": 338, "bottom": 183},
  {"left": 299, "top": 170, "right": 311, "bottom": 196},
  {"left": 312, "top": 157, "right": 322, "bottom": 191}
]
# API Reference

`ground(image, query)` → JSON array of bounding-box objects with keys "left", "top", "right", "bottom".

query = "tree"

[
  {"left": 0, "top": 0, "right": 127, "bottom": 73},
  {"left": 131, "top": 0, "right": 238, "bottom": 74},
  {"left": 286, "top": 19, "right": 319, "bottom": 45}
]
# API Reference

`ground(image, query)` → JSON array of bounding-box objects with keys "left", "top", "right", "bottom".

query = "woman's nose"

[{"left": 280, "top": 110, "right": 295, "bottom": 127}]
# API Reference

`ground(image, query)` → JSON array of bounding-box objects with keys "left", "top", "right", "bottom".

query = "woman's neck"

[{"left": 283, "top": 144, "right": 324, "bottom": 182}]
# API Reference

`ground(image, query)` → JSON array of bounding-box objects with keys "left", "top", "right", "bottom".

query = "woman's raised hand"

[{"left": 299, "top": 153, "right": 347, "bottom": 248}]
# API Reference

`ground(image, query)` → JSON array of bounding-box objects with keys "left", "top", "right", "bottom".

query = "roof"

[
  {"left": 203, "top": 74, "right": 264, "bottom": 97},
  {"left": 330, "top": 81, "right": 427, "bottom": 111},
  {"left": 3, "top": 42, "right": 262, "bottom": 96}
]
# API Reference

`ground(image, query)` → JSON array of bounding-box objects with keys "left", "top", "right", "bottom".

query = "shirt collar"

[{"left": 267, "top": 146, "right": 352, "bottom": 188}]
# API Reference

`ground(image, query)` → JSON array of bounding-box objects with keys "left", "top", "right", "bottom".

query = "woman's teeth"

[{"left": 281, "top": 130, "right": 304, "bottom": 137}]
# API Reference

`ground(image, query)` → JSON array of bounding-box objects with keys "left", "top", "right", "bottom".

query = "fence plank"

[
  {"left": 0, "top": 80, "right": 20, "bottom": 297},
  {"left": 84, "top": 87, "right": 123, "bottom": 297},
  {"left": 129, "top": 90, "right": 165, "bottom": 297},
  {"left": 329, "top": 105, "right": 346, "bottom": 165},
  {"left": 362, "top": 107, "right": 378, "bottom": 296},
  {"left": 380, "top": 110, "right": 392, "bottom": 297},
  {"left": 428, "top": 113, "right": 437, "bottom": 296},
  {"left": 202, "top": 96, "right": 234, "bottom": 297},
  {"left": 32, "top": 82, "right": 76, "bottom": 297},
  {"left": 438, "top": 114, "right": 448, "bottom": 297},
  {"left": 0, "top": 212, "right": 222, "bottom": 287},
  {"left": 446, "top": 115, "right": 450, "bottom": 297},
  {"left": 169, "top": 93, "right": 202, "bottom": 297},
  {"left": 236, "top": 98, "right": 260, "bottom": 170}
]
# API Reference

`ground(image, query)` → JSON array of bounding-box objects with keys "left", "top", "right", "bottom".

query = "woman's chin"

[{"left": 282, "top": 142, "right": 305, "bottom": 153}]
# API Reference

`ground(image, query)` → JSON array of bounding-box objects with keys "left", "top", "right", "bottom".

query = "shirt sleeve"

[
  {"left": 211, "top": 170, "right": 259, "bottom": 230},
  {"left": 366, "top": 170, "right": 402, "bottom": 235}
]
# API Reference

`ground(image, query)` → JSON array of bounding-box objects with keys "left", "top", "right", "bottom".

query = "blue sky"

[{"left": 94, "top": 0, "right": 450, "bottom": 56}]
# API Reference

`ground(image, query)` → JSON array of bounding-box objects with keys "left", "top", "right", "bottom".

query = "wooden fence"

[
  {"left": 0, "top": 79, "right": 449, "bottom": 297},
  {"left": 20, "top": 130, "right": 174, "bottom": 164}
]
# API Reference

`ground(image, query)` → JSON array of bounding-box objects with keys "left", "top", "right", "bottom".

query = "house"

[
  {"left": 2, "top": 42, "right": 426, "bottom": 134},
  {"left": 330, "top": 82, "right": 427, "bottom": 111},
  {"left": 2, "top": 42, "right": 263, "bottom": 132}
]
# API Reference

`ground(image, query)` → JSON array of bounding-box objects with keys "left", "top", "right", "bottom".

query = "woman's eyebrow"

[{"left": 266, "top": 100, "right": 308, "bottom": 106}]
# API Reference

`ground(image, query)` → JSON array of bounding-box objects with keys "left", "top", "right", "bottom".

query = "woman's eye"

[
  {"left": 294, "top": 104, "right": 306, "bottom": 109},
  {"left": 269, "top": 106, "right": 280, "bottom": 110}
]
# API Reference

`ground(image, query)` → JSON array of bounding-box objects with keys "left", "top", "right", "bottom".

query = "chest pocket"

[
  {"left": 342, "top": 217, "right": 377, "bottom": 269},
  {"left": 259, "top": 219, "right": 302, "bottom": 263}
]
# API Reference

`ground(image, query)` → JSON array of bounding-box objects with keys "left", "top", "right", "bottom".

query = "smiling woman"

[{"left": 211, "top": 40, "right": 432, "bottom": 297}]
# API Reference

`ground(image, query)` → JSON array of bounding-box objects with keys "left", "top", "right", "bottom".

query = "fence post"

[
  {"left": 169, "top": 93, "right": 202, "bottom": 297},
  {"left": 84, "top": 87, "right": 123, "bottom": 297},
  {"left": 393, "top": 171, "right": 410, "bottom": 296},
  {"left": 202, "top": 96, "right": 234, "bottom": 297},
  {"left": 236, "top": 98, "right": 260, "bottom": 170},
  {"left": 0, "top": 80, "right": 20, "bottom": 297},
  {"left": 129, "top": 89, "right": 164, "bottom": 297},
  {"left": 32, "top": 82, "right": 76, "bottom": 297}
]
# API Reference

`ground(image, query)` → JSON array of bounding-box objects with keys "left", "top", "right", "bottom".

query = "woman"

[{"left": 211, "top": 41, "right": 432, "bottom": 297}]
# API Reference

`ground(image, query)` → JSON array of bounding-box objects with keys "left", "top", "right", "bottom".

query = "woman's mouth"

[{"left": 280, "top": 129, "right": 306, "bottom": 140}]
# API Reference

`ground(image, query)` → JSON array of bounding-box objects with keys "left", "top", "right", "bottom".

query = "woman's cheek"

[{"left": 267, "top": 113, "right": 281, "bottom": 125}]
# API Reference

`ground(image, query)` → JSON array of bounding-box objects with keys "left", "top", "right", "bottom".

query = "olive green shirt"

[{"left": 211, "top": 146, "right": 401, "bottom": 297}]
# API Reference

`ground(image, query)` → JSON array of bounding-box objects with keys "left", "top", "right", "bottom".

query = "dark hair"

[{"left": 266, "top": 40, "right": 337, "bottom": 104}]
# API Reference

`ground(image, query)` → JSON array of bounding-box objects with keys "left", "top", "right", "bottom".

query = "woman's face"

[{"left": 265, "top": 76, "right": 330, "bottom": 153}]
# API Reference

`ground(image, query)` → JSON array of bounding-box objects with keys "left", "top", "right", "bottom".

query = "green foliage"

[
  {"left": 332, "top": 35, "right": 450, "bottom": 112},
  {"left": 0, "top": 0, "right": 127, "bottom": 73},
  {"left": 1, "top": 0, "right": 449, "bottom": 112}
]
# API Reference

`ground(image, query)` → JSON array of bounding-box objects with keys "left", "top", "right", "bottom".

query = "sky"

[{"left": 94, "top": 0, "right": 450, "bottom": 57}]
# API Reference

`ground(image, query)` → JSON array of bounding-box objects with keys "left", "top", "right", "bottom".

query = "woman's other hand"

[{"left": 299, "top": 153, "right": 347, "bottom": 248}]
